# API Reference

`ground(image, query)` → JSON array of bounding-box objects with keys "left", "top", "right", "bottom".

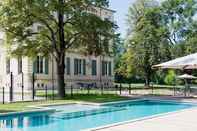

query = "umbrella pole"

[{"left": 184, "top": 79, "right": 187, "bottom": 97}]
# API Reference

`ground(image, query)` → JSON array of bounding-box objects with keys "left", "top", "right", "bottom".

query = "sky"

[{"left": 109, "top": 0, "right": 134, "bottom": 38}]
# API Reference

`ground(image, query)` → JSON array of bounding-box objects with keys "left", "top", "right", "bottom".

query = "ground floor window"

[
  {"left": 92, "top": 60, "right": 97, "bottom": 76},
  {"left": 102, "top": 61, "right": 112, "bottom": 76},
  {"left": 33, "top": 56, "right": 49, "bottom": 74},
  {"left": 18, "top": 57, "right": 22, "bottom": 74},
  {"left": 74, "top": 58, "right": 86, "bottom": 75},
  {"left": 66, "top": 57, "right": 71, "bottom": 75},
  {"left": 108, "top": 61, "right": 112, "bottom": 76},
  {"left": 6, "top": 58, "right": 10, "bottom": 74}
]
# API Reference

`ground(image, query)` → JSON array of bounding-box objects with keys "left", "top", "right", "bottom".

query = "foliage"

[
  {"left": 115, "top": 0, "right": 197, "bottom": 85},
  {"left": 161, "top": 0, "right": 197, "bottom": 46},
  {"left": 164, "top": 70, "right": 176, "bottom": 85},
  {"left": 0, "top": 0, "right": 116, "bottom": 98},
  {"left": 125, "top": 0, "right": 169, "bottom": 86}
]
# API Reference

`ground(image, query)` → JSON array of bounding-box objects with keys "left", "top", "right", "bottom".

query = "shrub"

[{"left": 164, "top": 70, "right": 176, "bottom": 85}]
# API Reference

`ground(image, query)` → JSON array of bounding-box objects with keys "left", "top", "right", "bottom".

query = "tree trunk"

[
  {"left": 56, "top": 57, "right": 66, "bottom": 98},
  {"left": 56, "top": 0, "right": 66, "bottom": 99},
  {"left": 145, "top": 69, "right": 151, "bottom": 87},
  {"left": 145, "top": 75, "right": 150, "bottom": 87}
]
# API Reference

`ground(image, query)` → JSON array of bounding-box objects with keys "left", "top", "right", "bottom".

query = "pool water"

[
  {"left": 45, "top": 104, "right": 106, "bottom": 113},
  {"left": 0, "top": 100, "right": 195, "bottom": 131}
]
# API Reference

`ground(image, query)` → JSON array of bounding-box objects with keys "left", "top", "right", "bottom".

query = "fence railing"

[{"left": 1, "top": 79, "right": 197, "bottom": 104}]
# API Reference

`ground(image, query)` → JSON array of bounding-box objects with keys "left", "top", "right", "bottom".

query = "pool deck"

[{"left": 95, "top": 96, "right": 197, "bottom": 131}]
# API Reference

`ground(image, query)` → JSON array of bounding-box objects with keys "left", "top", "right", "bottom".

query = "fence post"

[
  {"left": 52, "top": 84, "right": 55, "bottom": 100},
  {"left": 71, "top": 85, "right": 73, "bottom": 97},
  {"left": 151, "top": 82, "right": 154, "bottom": 95},
  {"left": 115, "top": 85, "right": 118, "bottom": 94},
  {"left": 22, "top": 72, "right": 24, "bottom": 101},
  {"left": 2, "top": 87, "right": 5, "bottom": 104},
  {"left": 32, "top": 73, "right": 35, "bottom": 101},
  {"left": 87, "top": 85, "right": 90, "bottom": 95},
  {"left": 129, "top": 84, "right": 131, "bottom": 95},
  {"left": 45, "top": 85, "right": 47, "bottom": 100},
  {"left": 101, "top": 85, "right": 104, "bottom": 95},
  {"left": 119, "top": 83, "right": 122, "bottom": 95},
  {"left": 22, "top": 85, "right": 24, "bottom": 101},
  {"left": 10, "top": 72, "right": 13, "bottom": 102}
]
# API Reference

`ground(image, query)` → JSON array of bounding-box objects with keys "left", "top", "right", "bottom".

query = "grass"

[
  {"left": 36, "top": 92, "right": 130, "bottom": 103},
  {"left": 0, "top": 94, "right": 130, "bottom": 113},
  {"left": 64, "top": 94, "right": 129, "bottom": 103},
  {"left": 0, "top": 100, "right": 74, "bottom": 113},
  {"left": 115, "top": 83, "right": 185, "bottom": 89}
]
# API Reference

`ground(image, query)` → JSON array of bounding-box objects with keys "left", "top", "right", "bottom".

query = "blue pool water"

[{"left": 0, "top": 100, "right": 195, "bottom": 131}]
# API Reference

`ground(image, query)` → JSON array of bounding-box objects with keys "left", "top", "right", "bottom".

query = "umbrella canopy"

[
  {"left": 177, "top": 74, "right": 197, "bottom": 80},
  {"left": 153, "top": 53, "right": 197, "bottom": 69}
]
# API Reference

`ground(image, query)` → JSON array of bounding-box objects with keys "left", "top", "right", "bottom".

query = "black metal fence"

[{"left": 1, "top": 72, "right": 197, "bottom": 104}]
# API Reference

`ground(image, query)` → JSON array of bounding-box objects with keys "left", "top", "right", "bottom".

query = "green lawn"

[
  {"left": 0, "top": 100, "right": 75, "bottom": 113},
  {"left": 0, "top": 94, "right": 130, "bottom": 113}
]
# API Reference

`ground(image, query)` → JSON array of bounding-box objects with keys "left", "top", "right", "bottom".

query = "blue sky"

[{"left": 109, "top": 0, "right": 134, "bottom": 38}]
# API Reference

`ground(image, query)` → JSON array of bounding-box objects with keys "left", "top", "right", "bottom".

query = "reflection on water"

[{"left": 0, "top": 114, "right": 55, "bottom": 129}]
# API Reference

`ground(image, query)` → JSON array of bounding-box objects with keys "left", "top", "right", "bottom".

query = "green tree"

[
  {"left": 162, "top": 0, "right": 197, "bottom": 46},
  {"left": 185, "top": 22, "right": 197, "bottom": 54},
  {"left": 0, "top": 0, "right": 116, "bottom": 98},
  {"left": 118, "top": 0, "right": 197, "bottom": 86},
  {"left": 164, "top": 70, "right": 176, "bottom": 85},
  {"left": 126, "top": 0, "right": 169, "bottom": 86}
]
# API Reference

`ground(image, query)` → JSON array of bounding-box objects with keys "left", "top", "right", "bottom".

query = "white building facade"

[{"left": 0, "top": 6, "right": 115, "bottom": 92}]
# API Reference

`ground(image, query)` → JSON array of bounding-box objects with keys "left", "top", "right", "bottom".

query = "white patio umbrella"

[
  {"left": 177, "top": 74, "right": 197, "bottom": 79},
  {"left": 176, "top": 74, "right": 197, "bottom": 96},
  {"left": 153, "top": 53, "right": 197, "bottom": 69}
]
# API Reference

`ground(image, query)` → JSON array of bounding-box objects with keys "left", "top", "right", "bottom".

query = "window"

[
  {"left": 18, "top": 57, "right": 22, "bottom": 74},
  {"left": 102, "top": 61, "right": 112, "bottom": 76},
  {"left": 108, "top": 61, "right": 112, "bottom": 76},
  {"left": 102, "top": 61, "right": 108, "bottom": 76},
  {"left": 66, "top": 57, "right": 71, "bottom": 75},
  {"left": 74, "top": 59, "right": 78, "bottom": 75},
  {"left": 45, "top": 57, "right": 49, "bottom": 74},
  {"left": 74, "top": 58, "right": 86, "bottom": 75},
  {"left": 33, "top": 56, "right": 48, "bottom": 74},
  {"left": 92, "top": 60, "right": 97, "bottom": 76},
  {"left": 78, "top": 59, "right": 82, "bottom": 74},
  {"left": 37, "top": 56, "right": 43, "bottom": 73},
  {"left": 6, "top": 58, "right": 10, "bottom": 74},
  {"left": 83, "top": 59, "right": 86, "bottom": 75}
]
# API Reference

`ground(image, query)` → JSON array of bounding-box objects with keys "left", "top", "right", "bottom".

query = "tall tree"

[
  {"left": 162, "top": 0, "right": 197, "bottom": 46},
  {"left": 125, "top": 0, "right": 169, "bottom": 86},
  {"left": 184, "top": 22, "right": 197, "bottom": 54},
  {"left": 0, "top": 0, "right": 116, "bottom": 98}
]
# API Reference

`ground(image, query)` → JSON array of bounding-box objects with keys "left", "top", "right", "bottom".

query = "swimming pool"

[{"left": 0, "top": 100, "right": 195, "bottom": 131}]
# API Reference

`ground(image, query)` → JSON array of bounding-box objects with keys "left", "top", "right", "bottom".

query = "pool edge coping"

[
  {"left": 1, "top": 98, "right": 197, "bottom": 129},
  {"left": 83, "top": 98, "right": 197, "bottom": 131},
  {"left": 0, "top": 108, "right": 56, "bottom": 117},
  {"left": 0, "top": 101, "right": 103, "bottom": 117},
  {"left": 0, "top": 98, "right": 195, "bottom": 117}
]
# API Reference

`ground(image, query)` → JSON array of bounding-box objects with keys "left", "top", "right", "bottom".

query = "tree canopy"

[
  {"left": 116, "top": 0, "right": 197, "bottom": 86},
  {"left": 0, "top": 0, "right": 116, "bottom": 98}
]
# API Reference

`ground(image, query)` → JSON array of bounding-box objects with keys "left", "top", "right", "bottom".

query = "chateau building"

[{"left": 0, "top": 6, "right": 115, "bottom": 92}]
